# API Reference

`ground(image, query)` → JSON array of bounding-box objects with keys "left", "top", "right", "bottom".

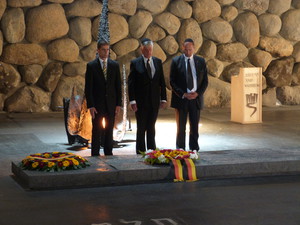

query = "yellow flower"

[
  {"left": 32, "top": 162, "right": 39, "bottom": 168},
  {"left": 44, "top": 153, "right": 51, "bottom": 158},
  {"left": 48, "top": 162, "right": 55, "bottom": 168},
  {"left": 72, "top": 159, "right": 79, "bottom": 166},
  {"left": 154, "top": 151, "right": 162, "bottom": 158},
  {"left": 63, "top": 160, "right": 70, "bottom": 167},
  {"left": 21, "top": 152, "right": 89, "bottom": 171}
]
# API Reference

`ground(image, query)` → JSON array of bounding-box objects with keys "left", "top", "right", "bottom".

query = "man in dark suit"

[
  {"left": 128, "top": 38, "right": 167, "bottom": 154},
  {"left": 85, "top": 40, "right": 122, "bottom": 156},
  {"left": 170, "top": 38, "right": 208, "bottom": 151}
]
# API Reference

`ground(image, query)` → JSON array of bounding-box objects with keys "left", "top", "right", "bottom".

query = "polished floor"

[
  {"left": 1, "top": 106, "right": 300, "bottom": 160},
  {"left": 1, "top": 106, "right": 300, "bottom": 225}
]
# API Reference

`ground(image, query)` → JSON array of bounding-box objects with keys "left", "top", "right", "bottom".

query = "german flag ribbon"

[
  {"left": 171, "top": 159, "right": 184, "bottom": 182},
  {"left": 184, "top": 158, "right": 198, "bottom": 182}
]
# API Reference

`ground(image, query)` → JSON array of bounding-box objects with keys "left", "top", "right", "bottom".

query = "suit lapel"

[
  {"left": 106, "top": 58, "right": 111, "bottom": 82},
  {"left": 193, "top": 56, "right": 200, "bottom": 80},
  {"left": 152, "top": 57, "right": 158, "bottom": 79},
  {"left": 137, "top": 56, "right": 148, "bottom": 78},
  {"left": 178, "top": 55, "right": 185, "bottom": 75},
  {"left": 95, "top": 58, "right": 104, "bottom": 80},
  {"left": 179, "top": 55, "right": 187, "bottom": 85}
]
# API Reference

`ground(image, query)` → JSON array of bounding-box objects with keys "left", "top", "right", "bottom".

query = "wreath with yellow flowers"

[
  {"left": 140, "top": 149, "right": 199, "bottom": 165},
  {"left": 20, "top": 152, "right": 90, "bottom": 172}
]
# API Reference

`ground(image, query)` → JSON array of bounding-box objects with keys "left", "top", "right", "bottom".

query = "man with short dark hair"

[
  {"left": 84, "top": 40, "right": 122, "bottom": 156},
  {"left": 170, "top": 38, "right": 208, "bottom": 151},
  {"left": 128, "top": 38, "right": 167, "bottom": 154}
]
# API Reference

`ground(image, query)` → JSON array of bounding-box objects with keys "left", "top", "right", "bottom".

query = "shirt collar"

[
  {"left": 142, "top": 55, "right": 152, "bottom": 63},
  {"left": 99, "top": 57, "right": 107, "bottom": 64},
  {"left": 184, "top": 54, "right": 194, "bottom": 61}
]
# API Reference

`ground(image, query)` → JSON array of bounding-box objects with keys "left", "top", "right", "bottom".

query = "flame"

[{"left": 102, "top": 118, "right": 106, "bottom": 128}]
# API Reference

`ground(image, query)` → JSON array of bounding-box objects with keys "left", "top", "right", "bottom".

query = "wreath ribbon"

[
  {"left": 184, "top": 158, "right": 198, "bottom": 182},
  {"left": 171, "top": 159, "right": 184, "bottom": 182},
  {"left": 171, "top": 158, "right": 198, "bottom": 182}
]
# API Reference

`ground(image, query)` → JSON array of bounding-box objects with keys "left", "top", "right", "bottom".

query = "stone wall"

[{"left": 1, "top": 0, "right": 300, "bottom": 112}]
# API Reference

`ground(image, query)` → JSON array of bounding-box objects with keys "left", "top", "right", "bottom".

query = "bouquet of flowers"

[
  {"left": 20, "top": 152, "right": 90, "bottom": 172},
  {"left": 140, "top": 149, "right": 199, "bottom": 165}
]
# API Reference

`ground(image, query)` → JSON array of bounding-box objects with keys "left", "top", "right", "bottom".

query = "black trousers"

[
  {"left": 91, "top": 112, "right": 115, "bottom": 156},
  {"left": 135, "top": 106, "right": 159, "bottom": 153},
  {"left": 175, "top": 100, "right": 200, "bottom": 151}
]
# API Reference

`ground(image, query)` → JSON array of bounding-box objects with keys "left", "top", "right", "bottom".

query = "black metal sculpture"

[
  {"left": 63, "top": 0, "right": 129, "bottom": 147},
  {"left": 63, "top": 65, "right": 129, "bottom": 147}
]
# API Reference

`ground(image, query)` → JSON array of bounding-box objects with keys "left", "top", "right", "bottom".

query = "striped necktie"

[{"left": 102, "top": 60, "right": 107, "bottom": 80}]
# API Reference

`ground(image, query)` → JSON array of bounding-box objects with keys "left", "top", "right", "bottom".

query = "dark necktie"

[
  {"left": 187, "top": 58, "right": 193, "bottom": 90},
  {"left": 146, "top": 58, "right": 152, "bottom": 79}
]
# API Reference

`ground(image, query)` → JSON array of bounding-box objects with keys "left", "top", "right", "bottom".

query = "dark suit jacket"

[
  {"left": 170, "top": 54, "right": 208, "bottom": 110},
  {"left": 128, "top": 56, "right": 167, "bottom": 110},
  {"left": 85, "top": 58, "right": 122, "bottom": 115}
]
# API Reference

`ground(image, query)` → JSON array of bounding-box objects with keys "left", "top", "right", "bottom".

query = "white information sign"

[{"left": 231, "top": 67, "right": 262, "bottom": 124}]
